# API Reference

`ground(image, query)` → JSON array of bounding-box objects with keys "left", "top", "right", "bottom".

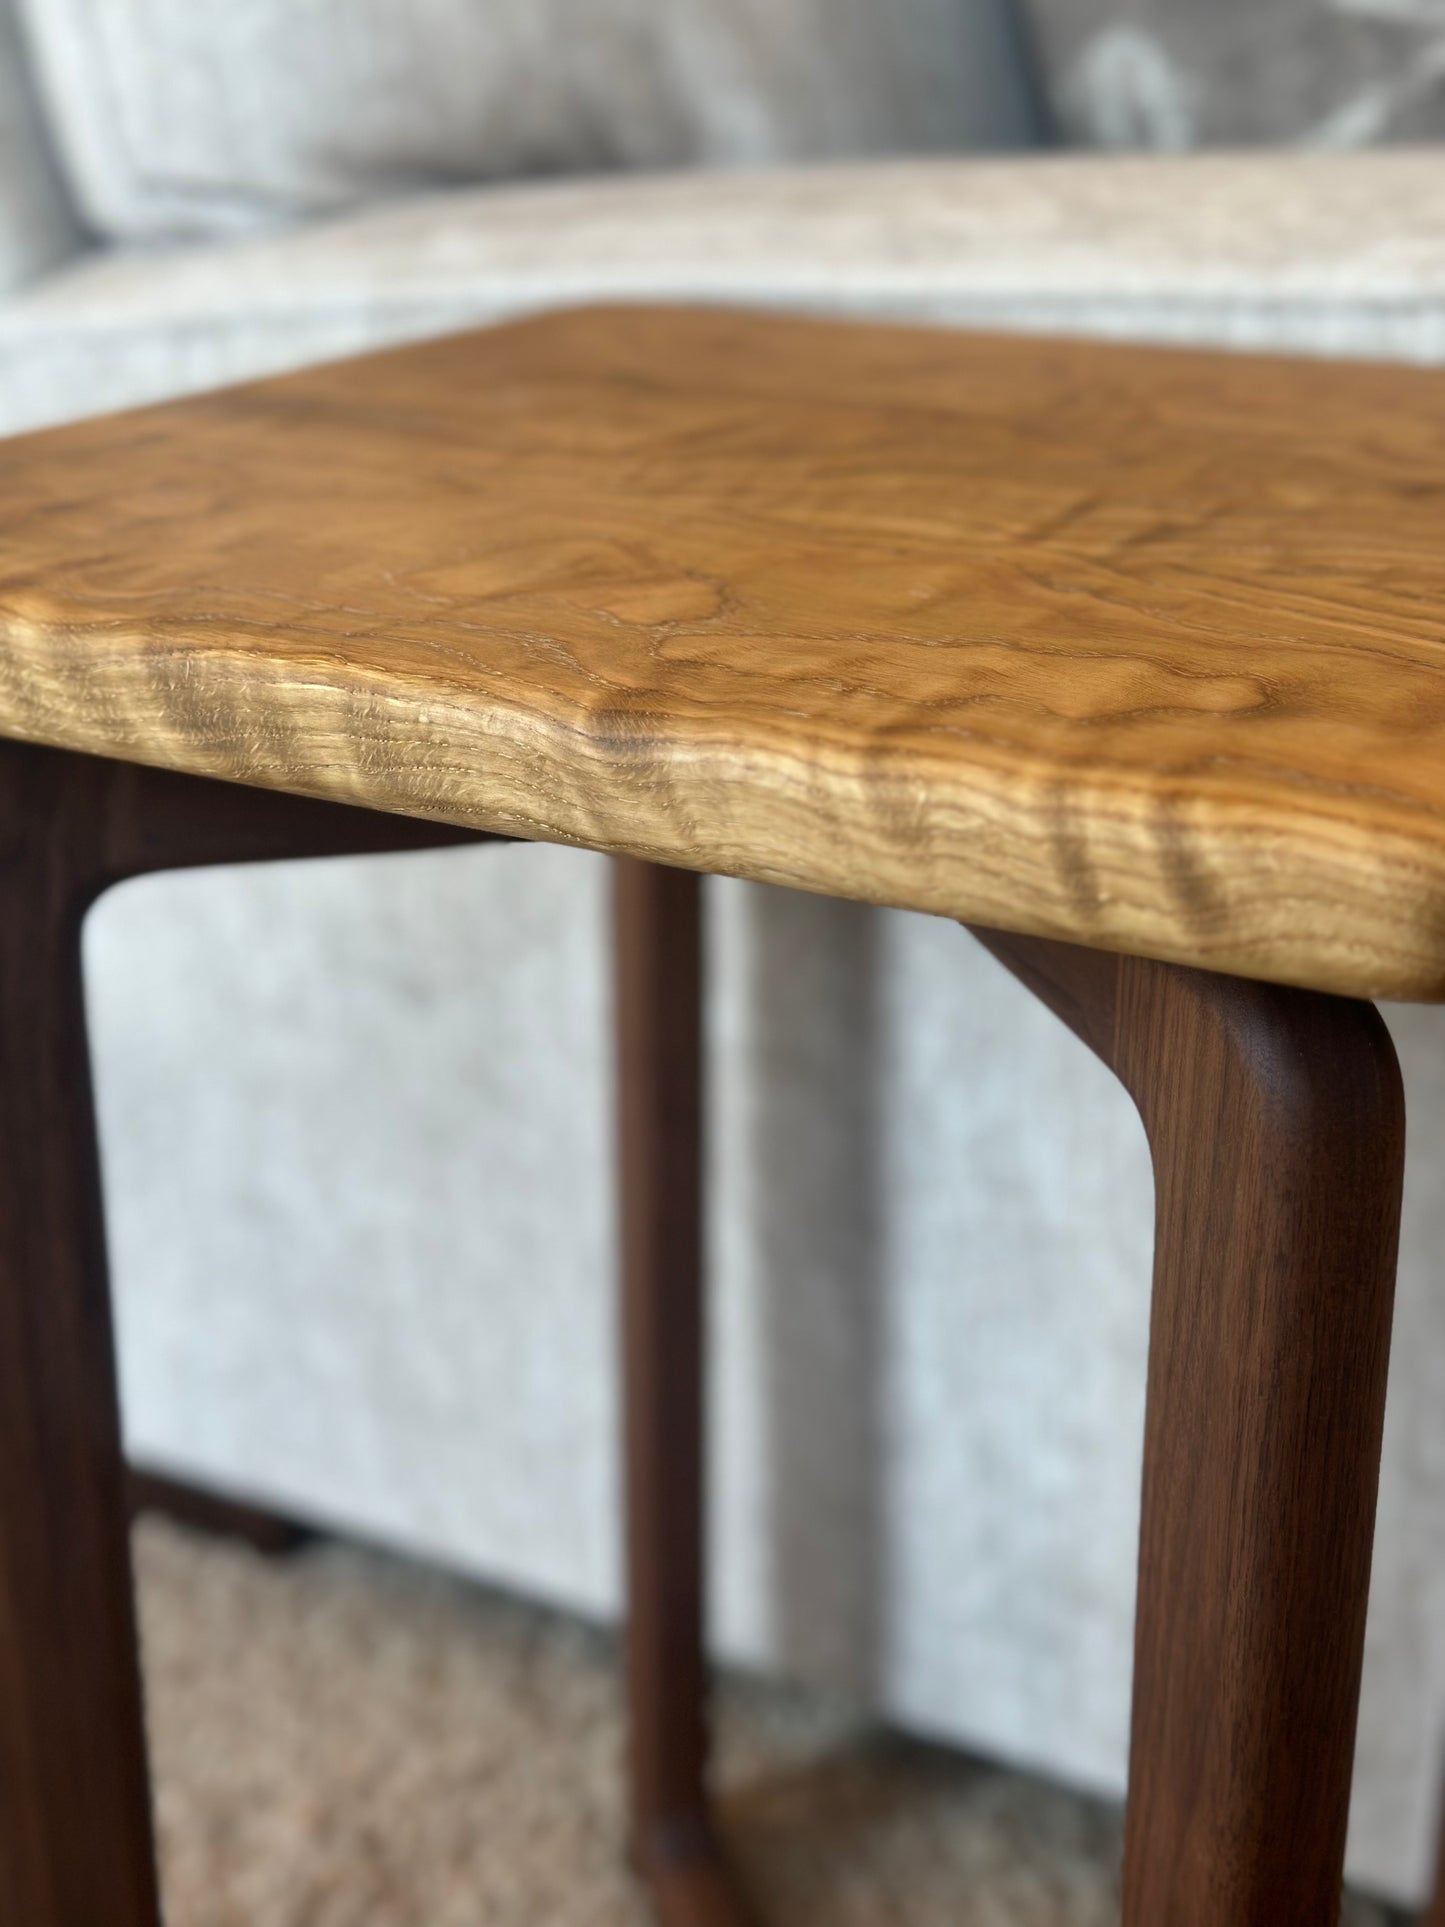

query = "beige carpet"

[{"left": 136, "top": 1518, "right": 1398, "bottom": 1927}]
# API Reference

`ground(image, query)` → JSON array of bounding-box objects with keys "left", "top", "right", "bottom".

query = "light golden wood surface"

[{"left": 3, "top": 305, "right": 1445, "bottom": 998}]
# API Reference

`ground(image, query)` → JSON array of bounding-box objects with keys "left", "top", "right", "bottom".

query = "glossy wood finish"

[
  {"left": 0, "top": 738, "right": 485, "bottom": 1927},
  {"left": 6, "top": 309, "right": 1445, "bottom": 997},
  {"left": 973, "top": 927, "right": 1405, "bottom": 1927},
  {"left": 615, "top": 858, "right": 755, "bottom": 1927}
]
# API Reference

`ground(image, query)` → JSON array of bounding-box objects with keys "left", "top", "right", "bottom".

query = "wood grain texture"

[
  {"left": 973, "top": 927, "right": 1404, "bottom": 1927},
  {"left": 6, "top": 306, "right": 1445, "bottom": 996}
]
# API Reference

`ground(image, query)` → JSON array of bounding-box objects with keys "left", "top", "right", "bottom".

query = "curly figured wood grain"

[{"left": 3, "top": 305, "right": 1445, "bottom": 996}]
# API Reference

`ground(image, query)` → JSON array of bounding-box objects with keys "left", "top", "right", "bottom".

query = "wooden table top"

[{"left": 2, "top": 304, "right": 1445, "bottom": 1000}]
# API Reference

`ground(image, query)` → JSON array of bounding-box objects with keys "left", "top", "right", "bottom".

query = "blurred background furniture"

[{"left": 7, "top": 0, "right": 1445, "bottom": 1908}]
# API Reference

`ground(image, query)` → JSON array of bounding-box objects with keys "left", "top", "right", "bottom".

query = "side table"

[{"left": 0, "top": 304, "right": 1436, "bottom": 1927}]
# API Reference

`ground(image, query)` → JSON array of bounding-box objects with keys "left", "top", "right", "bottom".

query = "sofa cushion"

[
  {"left": 17, "top": 0, "right": 1038, "bottom": 243},
  {"left": 4, "top": 149, "right": 1445, "bottom": 439},
  {"left": 0, "top": 0, "right": 81, "bottom": 292},
  {"left": 1020, "top": 0, "right": 1445, "bottom": 149}
]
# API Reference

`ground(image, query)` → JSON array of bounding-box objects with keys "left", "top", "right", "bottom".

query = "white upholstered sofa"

[{"left": 7, "top": 0, "right": 1445, "bottom": 1906}]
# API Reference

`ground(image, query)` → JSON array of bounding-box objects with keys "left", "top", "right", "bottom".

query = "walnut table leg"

[
  {"left": 615, "top": 859, "right": 755, "bottom": 1927},
  {"left": 0, "top": 738, "right": 487, "bottom": 1927},
  {"left": 974, "top": 928, "right": 1405, "bottom": 1927},
  {"left": 0, "top": 749, "right": 162, "bottom": 1927}
]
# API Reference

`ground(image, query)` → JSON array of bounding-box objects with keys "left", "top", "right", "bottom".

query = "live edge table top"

[{"left": 4, "top": 304, "right": 1445, "bottom": 1001}]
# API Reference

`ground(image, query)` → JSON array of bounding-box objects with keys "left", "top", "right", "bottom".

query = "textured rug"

[{"left": 135, "top": 1518, "right": 1398, "bottom": 1926}]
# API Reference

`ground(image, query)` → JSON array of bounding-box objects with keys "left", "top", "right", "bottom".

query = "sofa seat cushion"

[
  {"left": 18, "top": 0, "right": 1036, "bottom": 242},
  {"left": 4, "top": 148, "right": 1445, "bottom": 438}
]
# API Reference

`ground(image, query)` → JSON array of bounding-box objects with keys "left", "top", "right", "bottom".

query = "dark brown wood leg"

[
  {"left": 615, "top": 859, "right": 754, "bottom": 1927},
  {"left": 128, "top": 1467, "right": 314, "bottom": 1553},
  {"left": 0, "top": 752, "right": 162, "bottom": 1927},
  {"left": 973, "top": 928, "right": 1405, "bottom": 1927},
  {"left": 0, "top": 738, "right": 490, "bottom": 1927}
]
